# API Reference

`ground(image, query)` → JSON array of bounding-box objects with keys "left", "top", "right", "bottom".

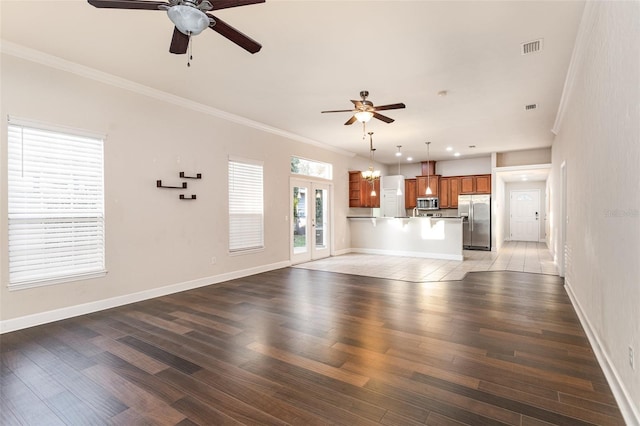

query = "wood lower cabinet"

[
  {"left": 459, "top": 174, "right": 491, "bottom": 194},
  {"left": 348, "top": 171, "right": 380, "bottom": 208},
  {"left": 405, "top": 178, "right": 417, "bottom": 209},
  {"left": 416, "top": 175, "right": 440, "bottom": 197}
]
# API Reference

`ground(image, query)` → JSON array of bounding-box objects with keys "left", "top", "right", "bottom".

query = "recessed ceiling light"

[
  {"left": 454, "top": 152, "right": 461, "bottom": 157},
  {"left": 406, "top": 156, "right": 413, "bottom": 161},
  {"left": 446, "top": 147, "right": 453, "bottom": 152}
]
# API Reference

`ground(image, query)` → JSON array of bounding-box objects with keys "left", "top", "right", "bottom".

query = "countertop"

[{"left": 347, "top": 216, "right": 462, "bottom": 219}]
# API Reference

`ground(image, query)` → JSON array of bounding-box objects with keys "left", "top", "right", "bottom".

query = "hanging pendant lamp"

[{"left": 425, "top": 141, "right": 433, "bottom": 195}]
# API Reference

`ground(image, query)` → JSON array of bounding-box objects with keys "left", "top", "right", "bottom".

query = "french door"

[{"left": 290, "top": 179, "right": 331, "bottom": 264}]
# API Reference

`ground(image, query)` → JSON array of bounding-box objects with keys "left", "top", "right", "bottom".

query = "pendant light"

[
  {"left": 425, "top": 141, "right": 433, "bottom": 195},
  {"left": 362, "top": 132, "right": 380, "bottom": 197}
]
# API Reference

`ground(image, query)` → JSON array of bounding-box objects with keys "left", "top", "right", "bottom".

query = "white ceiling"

[{"left": 0, "top": 0, "right": 585, "bottom": 165}]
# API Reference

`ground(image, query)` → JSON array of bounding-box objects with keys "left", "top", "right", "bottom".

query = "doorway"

[
  {"left": 290, "top": 179, "right": 331, "bottom": 264},
  {"left": 510, "top": 189, "right": 540, "bottom": 241}
]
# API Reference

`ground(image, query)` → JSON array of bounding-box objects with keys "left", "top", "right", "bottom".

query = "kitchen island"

[{"left": 348, "top": 216, "right": 463, "bottom": 261}]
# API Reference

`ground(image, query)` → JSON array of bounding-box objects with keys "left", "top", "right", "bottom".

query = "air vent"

[
  {"left": 525, "top": 104, "right": 538, "bottom": 111},
  {"left": 521, "top": 39, "right": 543, "bottom": 55}
]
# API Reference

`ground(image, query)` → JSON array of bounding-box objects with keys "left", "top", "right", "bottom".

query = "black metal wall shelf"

[
  {"left": 180, "top": 194, "right": 197, "bottom": 200},
  {"left": 157, "top": 180, "right": 187, "bottom": 189},
  {"left": 180, "top": 172, "right": 202, "bottom": 179}
]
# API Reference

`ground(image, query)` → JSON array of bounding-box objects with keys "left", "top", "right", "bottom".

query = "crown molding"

[
  {"left": 552, "top": 1, "right": 600, "bottom": 136},
  {"left": 0, "top": 40, "right": 355, "bottom": 158}
]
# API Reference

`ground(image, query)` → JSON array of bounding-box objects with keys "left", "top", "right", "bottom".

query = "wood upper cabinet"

[
  {"left": 475, "top": 175, "right": 491, "bottom": 193},
  {"left": 360, "top": 178, "right": 380, "bottom": 208},
  {"left": 450, "top": 177, "right": 460, "bottom": 207},
  {"left": 405, "top": 178, "right": 417, "bottom": 209},
  {"left": 459, "top": 174, "right": 491, "bottom": 194},
  {"left": 416, "top": 175, "right": 440, "bottom": 197},
  {"left": 439, "top": 178, "right": 450, "bottom": 208},
  {"left": 439, "top": 177, "right": 460, "bottom": 209},
  {"left": 348, "top": 171, "right": 380, "bottom": 208},
  {"left": 348, "top": 171, "right": 361, "bottom": 207}
]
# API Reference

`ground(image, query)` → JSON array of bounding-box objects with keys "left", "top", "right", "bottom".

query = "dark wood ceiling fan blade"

[
  {"left": 374, "top": 103, "right": 406, "bottom": 111},
  {"left": 208, "top": 0, "right": 265, "bottom": 11},
  {"left": 88, "top": 0, "right": 167, "bottom": 10},
  {"left": 321, "top": 109, "right": 354, "bottom": 113},
  {"left": 350, "top": 100, "right": 364, "bottom": 108},
  {"left": 169, "top": 27, "right": 189, "bottom": 54},
  {"left": 373, "top": 112, "right": 395, "bottom": 123},
  {"left": 344, "top": 116, "right": 358, "bottom": 125},
  {"left": 207, "top": 14, "right": 262, "bottom": 53}
]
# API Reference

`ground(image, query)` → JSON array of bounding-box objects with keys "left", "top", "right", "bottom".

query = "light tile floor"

[{"left": 293, "top": 241, "right": 558, "bottom": 282}]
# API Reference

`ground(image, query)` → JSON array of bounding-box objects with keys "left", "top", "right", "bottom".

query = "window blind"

[
  {"left": 228, "top": 158, "right": 264, "bottom": 252},
  {"left": 7, "top": 123, "right": 105, "bottom": 287}
]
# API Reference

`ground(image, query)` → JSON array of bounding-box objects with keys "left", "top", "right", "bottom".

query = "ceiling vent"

[
  {"left": 525, "top": 104, "right": 538, "bottom": 111},
  {"left": 521, "top": 39, "right": 543, "bottom": 55}
]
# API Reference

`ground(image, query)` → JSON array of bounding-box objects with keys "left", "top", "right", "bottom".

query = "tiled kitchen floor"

[{"left": 293, "top": 241, "right": 558, "bottom": 282}]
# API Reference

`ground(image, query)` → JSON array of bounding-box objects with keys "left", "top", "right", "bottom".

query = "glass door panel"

[{"left": 291, "top": 179, "right": 331, "bottom": 264}]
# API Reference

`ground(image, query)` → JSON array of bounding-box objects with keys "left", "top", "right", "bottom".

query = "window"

[
  {"left": 7, "top": 120, "right": 105, "bottom": 289},
  {"left": 291, "top": 156, "right": 332, "bottom": 180},
  {"left": 228, "top": 157, "right": 263, "bottom": 252}
]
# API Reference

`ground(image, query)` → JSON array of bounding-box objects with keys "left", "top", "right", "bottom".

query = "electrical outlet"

[
  {"left": 211, "top": 257, "right": 217, "bottom": 265},
  {"left": 630, "top": 346, "right": 636, "bottom": 370}
]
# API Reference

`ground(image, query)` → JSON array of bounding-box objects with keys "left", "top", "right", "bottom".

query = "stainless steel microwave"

[{"left": 416, "top": 197, "right": 439, "bottom": 210}]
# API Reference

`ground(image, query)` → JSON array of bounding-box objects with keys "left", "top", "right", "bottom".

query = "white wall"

[
  {"left": 0, "top": 53, "right": 356, "bottom": 327},
  {"left": 436, "top": 156, "right": 491, "bottom": 176},
  {"left": 549, "top": 2, "right": 639, "bottom": 422},
  {"left": 497, "top": 148, "right": 551, "bottom": 167},
  {"left": 504, "top": 181, "right": 547, "bottom": 242}
]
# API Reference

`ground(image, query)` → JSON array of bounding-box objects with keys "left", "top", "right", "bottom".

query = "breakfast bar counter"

[{"left": 348, "top": 216, "right": 463, "bottom": 261}]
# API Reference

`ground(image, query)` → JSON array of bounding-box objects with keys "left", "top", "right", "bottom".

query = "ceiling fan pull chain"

[{"left": 187, "top": 33, "right": 193, "bottom": 67}]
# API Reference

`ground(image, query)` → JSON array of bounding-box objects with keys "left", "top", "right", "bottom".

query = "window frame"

[
  {"left": 290, "top": 156, "right": 333, "bottom": 180},
  {"left": 6, "top": 117, "right": 107, "bottom": 290},
  {"left": 228, "top": 156, "right": 264, "bottom": 254}
]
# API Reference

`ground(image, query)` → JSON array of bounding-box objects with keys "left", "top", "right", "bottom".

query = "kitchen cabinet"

[
  {"left": 360, "top": 178, "right": 380, "bottom": 207},
  {"left": 476, "top": 175, "right": 491, "bottom": 193},
  {"left": 450, "top": 177, "right": 460, "bottom": 207},
  {"left": 459, "top": 174, "right": 491, "bottom": 194},
  {"left": 404, "top": 178, "right": 417, "bottom": 209},
  {"left": 439, "top": 177, "right": 460, "bottom": 209},
  {"left": 417, "top": 175, "right": 440, "bottom": 197},
  {"left": 348, "top": 171, "right": 380, "bottom": 208},
  {"left": 348, "top": 171, "right": 361, "bottom": 207}
]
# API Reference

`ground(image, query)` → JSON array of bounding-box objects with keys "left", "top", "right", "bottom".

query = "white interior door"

[
  {"left": 291, "top": 179, "right": 331, "bottom": 264},
  {"left": 510, "top": 189, "right": 540, "bottom": 241}
]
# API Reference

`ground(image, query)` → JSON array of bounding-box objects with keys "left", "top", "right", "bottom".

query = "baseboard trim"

[
  {"left": 0, "top": 260, "right": 291, "bottom": 334},
  {"left": 332, "top": 248, "right": 353, "bottom": 256},
  {"left": 564, "top": 281, "right": 640, "bottom": 426},
  {"left": 350, "top": 247, "right": 463, "bottom": 261}
]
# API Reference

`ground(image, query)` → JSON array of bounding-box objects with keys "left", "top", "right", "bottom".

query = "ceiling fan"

[
  {"left": 87, "top": 0, "right": 263, "bottom": 54},
  {"left": 321, "top": 90, "right": 406, "bottom": 125}
]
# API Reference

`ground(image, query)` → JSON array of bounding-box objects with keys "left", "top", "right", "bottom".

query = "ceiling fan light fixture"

[
  {"left": 354, "top": 111, "right": 374, "bottom": 123},
  {"left": 167, "top": 5, "right": 211, "bottom": 36}
]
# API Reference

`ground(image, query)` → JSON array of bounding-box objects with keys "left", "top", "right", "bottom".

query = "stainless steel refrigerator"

[{"left": 458, "top": 194, "right": 491, "bottom": 250}]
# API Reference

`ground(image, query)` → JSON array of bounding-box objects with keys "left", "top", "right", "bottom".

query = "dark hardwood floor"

[{"left": 0, "top": 269, "right": 625, "bottom": 425}]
